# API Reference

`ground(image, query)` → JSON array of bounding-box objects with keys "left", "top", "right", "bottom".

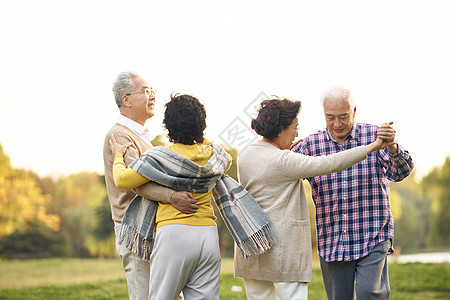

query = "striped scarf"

[{"left": 118, "top": 143, "right": 276, "bottom": 260}]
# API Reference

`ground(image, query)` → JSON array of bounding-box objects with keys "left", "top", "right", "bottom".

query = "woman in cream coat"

[{"left": 235, "top": 98, "right": 394, "bottom": 299}]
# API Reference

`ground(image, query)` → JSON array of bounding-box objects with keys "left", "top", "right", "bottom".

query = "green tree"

[
  {"left": 391, "top": 173, "right": 430, "bottom": 251},
  {"left": 42, "top": 172, "right": 109, "bottom": 258},
  {"left": 89, "top": 194, "right": 116, "bottom": 258},
  {"left": 0, "top": 144, "right": 60, "bottom": 239},
  {"left": 422, "top": 157, "right": 450, "bottom": 247}
]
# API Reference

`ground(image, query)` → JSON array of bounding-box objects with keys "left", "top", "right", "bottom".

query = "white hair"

[
  {"left": 112, "top": 71, "right": 139, "bottom": 108},
  {"left": 320, "top": 87, "right": 355, "bottom": 110}
]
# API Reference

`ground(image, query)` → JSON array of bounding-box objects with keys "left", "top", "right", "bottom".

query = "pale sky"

[{"left": 1, "top": 0, "right": 449, "bottom": 179}]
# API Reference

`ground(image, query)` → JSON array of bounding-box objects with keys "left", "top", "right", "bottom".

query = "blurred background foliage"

[{"left": 0, "top": 139, "right": 449, "bottom": 259}]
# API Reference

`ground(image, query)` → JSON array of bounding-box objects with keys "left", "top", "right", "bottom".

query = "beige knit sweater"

[
  {"left": 103, "top": 124, "right": 174, "bottom": 223},
  {"left": 235, "top": 141, "right": 367, "bottom": 282}
]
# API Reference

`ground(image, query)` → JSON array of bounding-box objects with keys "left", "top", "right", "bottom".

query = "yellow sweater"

[{"left": 113, "top": 142, "right": 231, "bottom": 229}]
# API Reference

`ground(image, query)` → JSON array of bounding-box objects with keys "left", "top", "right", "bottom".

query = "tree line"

[{"left": 0, "top": 140, "right": 448, "bottom": 259}]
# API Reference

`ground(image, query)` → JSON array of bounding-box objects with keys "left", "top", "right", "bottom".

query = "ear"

[
  {"left": 353, "top": 105, "right": 357, "bottom": 116},
  {"left": 122, "top": 95, "right": 132, "bottom": 107}
]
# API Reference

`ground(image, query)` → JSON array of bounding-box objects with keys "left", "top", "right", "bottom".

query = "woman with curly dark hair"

[
  {"left": 235, "top": 97, "right": 394, "bottom": 299},
  {"left": 163, "top": 93, "right": 207, "bottom": 145},
  {"left": 110, "top": 93, "right": 232, "bottom": 300}
]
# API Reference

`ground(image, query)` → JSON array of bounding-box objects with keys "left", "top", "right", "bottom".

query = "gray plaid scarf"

[{"left": 118, "top": 143, "right": 276, "bottom": 260}]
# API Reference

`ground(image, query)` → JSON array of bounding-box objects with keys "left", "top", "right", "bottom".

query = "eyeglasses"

[{"left": 125, "top": 88, "right": 156, "bottom": 97}]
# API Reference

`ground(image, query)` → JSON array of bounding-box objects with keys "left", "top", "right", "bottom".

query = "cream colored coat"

[{"left": 235, "top": 141, "right": 367, "bottom": 282}]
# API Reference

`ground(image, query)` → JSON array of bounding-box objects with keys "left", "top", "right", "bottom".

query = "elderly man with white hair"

[
  {"left": 292, "top": 87, "right": 414, "bottom": 299},
  {"left": 103, "top": 71, "right": 197, "bottom": 299}
]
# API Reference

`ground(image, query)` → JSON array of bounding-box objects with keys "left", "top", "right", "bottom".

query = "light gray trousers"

[
  {"left": 149, "top": 224, "right": 221, "bottom": 300},
  {"left": 320, "top": 240, "right": 390, "bottom": 300}
]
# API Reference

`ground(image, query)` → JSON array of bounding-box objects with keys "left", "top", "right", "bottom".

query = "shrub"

[{"left": 0, "top": 222, "right": 70, "bottom": 259}]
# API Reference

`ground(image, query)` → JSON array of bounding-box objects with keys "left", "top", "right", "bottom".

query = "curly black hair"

[
  {"left": 163, "top": 93, "right": 206, "bottom": 145},
  {"left": 251, "top": 98, "right": 301, "bottom": 140}
]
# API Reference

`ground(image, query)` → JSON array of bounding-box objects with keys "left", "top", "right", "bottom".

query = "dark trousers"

[{"left": 319, "top": 240, "right": 390, "bottom": 300}]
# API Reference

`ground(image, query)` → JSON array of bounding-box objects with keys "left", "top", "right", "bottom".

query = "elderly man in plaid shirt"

[{"left": 292, "top": 87, "right": 414, "bottom": 299}]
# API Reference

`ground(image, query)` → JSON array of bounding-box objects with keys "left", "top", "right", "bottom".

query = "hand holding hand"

[
  {"left": 170, "top": 191, "right": 198, "bottom": 214},
  {"left": 377, "top": 121, "right": 396, "bottom": 143},
  {"left": 371, "top": 136, "right": 396, "bottom": 151},
  {"left": 377, "top": 121, "right": 398, "bottom": 153},
  {"left": 366, "top": 122, "right": 397, "bottom": 154},
  {"left": 109, "top": 134, "right": 132, "bottom": 157}
]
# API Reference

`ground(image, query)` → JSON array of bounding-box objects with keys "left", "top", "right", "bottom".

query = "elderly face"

[
  {"left": 276, "top": 117, "right": 299, "bottom": 150},
  {"left": 123, "top": 75, "right": 156, "bottom": 125},
  {"left": 323, "top": 98, "right": 356, "bottom": 144}
]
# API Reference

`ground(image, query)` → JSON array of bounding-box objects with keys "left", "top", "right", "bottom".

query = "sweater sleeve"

[
  {"left": 113, "top": 155, "right": 150, "bottom": 189},
  {"left": 282, "top": 145, "right": 368, "bottom": 180}
]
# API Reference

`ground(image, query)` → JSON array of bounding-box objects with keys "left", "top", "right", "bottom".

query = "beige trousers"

[
  {"left": 243, "top": 278, "right": 308, "bottom": 300},
  {"left": 114, "top": 221, "right": 151, "bottom": 300}
]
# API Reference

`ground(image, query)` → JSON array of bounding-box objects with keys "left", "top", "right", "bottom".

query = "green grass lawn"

[{"left": 0, "top": 258, "right": 448, "bottom": 299}]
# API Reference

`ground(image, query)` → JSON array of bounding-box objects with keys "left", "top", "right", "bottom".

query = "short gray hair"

[
  {"left": 112, "top": 71, "right": 139, "bottom": 108},
  {"left": 320, "top": 87, "right": 355, "bottom": 110}
]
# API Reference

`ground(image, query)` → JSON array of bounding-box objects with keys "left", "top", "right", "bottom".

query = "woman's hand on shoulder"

[{"left": 109, "top": 134, "right": 132, "bottom": 157}]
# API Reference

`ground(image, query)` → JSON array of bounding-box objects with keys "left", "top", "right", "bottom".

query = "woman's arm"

[
  {"left": 284, "top": 135, "right": 394, "bottom": 180},
  {"left": 110, "top": 134, "right": 150, "bottom": 189},
  {"left": 113, "top": 155, "right": 150, "bottom": 189}
]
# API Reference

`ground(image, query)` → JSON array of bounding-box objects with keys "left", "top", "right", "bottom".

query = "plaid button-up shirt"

[{"left": 292, "top": 122, "right": 414, "bottom": 262}]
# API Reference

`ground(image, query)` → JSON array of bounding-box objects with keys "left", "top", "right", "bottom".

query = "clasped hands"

[{"left": 377, "top": 121, "right": 398, "bottom": 154}]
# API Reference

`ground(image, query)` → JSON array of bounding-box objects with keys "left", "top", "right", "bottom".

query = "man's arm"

[
  {"left": 133, "top": 184, "right": 198, "bottom": 214},
  {"left": 377, "top": 123, "right": 414, "bottom": 181}
]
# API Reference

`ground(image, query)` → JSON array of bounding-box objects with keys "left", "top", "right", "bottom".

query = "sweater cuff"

[{"left": 113, "top": 155, "right": 125, "bottom": 164}]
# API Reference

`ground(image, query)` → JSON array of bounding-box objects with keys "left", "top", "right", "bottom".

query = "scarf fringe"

[
  {"left": 238, "top": 223, "right": 276, "bottom": 259},
  {"left": 118, "top": 223, "right": 152, "bottom": 261}
]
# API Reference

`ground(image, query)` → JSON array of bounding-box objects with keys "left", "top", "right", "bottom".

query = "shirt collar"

[
  {"left": 117, "top": 114, "right": 151, "bottom": 143},
  {"left": 326, "top": 123, "right": 358, "bottom": 144},
  {"left": 117, "top": 115, "right": 147, "bottom": 134}
]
